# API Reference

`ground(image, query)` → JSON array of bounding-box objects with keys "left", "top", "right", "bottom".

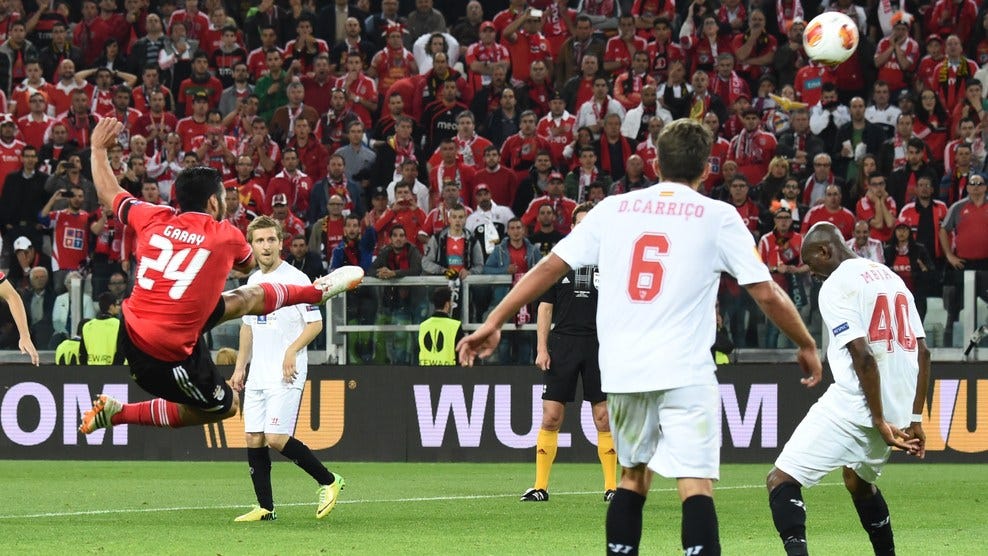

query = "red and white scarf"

[
  {"left": 730, "top": 128, "right": 755, "bottom": 160},
  {"left": 390, "top": 135, "right": 416, "bottom": 170},
  {"left": 776, "top": 0, "right": 804, "bottom": 36},
  {"left": 455, "top": 134, "right": 477, "bottom": 166}
]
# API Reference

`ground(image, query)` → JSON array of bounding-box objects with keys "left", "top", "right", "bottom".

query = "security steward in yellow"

[
  {"left": 418, "top": 287, "right": 463, "bottom": 366},
  {"left": 79, "top": 292, "right": 125, "bottom": 365}
]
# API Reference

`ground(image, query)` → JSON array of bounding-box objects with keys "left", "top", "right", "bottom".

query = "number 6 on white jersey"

[{"left": 136, "top": 233, "right": 212, "bottom": 300}]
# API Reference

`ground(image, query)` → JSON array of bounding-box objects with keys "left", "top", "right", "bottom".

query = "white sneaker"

[
  {"left": 79, "top": 394, "right": 123, "bottom": 434},
  {"left": 314, "top": 266, "right": 364, "bottom": 302}
]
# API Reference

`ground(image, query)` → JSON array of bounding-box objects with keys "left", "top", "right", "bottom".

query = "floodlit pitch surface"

[{"left": 0, "top": 462, "right": 983, "bottom": 554}]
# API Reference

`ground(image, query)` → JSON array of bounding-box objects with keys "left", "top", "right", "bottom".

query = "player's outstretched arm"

[
  {"left": 847, "top": 337, "right": 922, "bottom": 456},
  {"left": 904, "top": 338, "right": 932, "bottom": 459},
  {"left": 89, "top": 118, "right": 129, "bottom": 210},
  {"left": 0, "top": 279, "right": 39, "bottom": 366},
  {"left": 745, "top": 280, "right": 822, "bottom": 387},
  {"left": 457, "top": 254, "right": 571, "bottom": 366}
]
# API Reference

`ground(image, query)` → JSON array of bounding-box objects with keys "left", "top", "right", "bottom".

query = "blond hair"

[
  {"left": 246, "top": 215, "right": 283, "bottom": 243},
  {"left": 215, "top": 347, "right": 238, "bottom": 365}
]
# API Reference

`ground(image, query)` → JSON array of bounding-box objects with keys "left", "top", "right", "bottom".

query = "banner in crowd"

[{"left": 1, "top": 365, "right": 985, "bottom": 463}]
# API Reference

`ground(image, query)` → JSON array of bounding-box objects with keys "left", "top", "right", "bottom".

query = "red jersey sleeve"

[{"left": 114, "top": 190, "right": 176, "bottom": 231}]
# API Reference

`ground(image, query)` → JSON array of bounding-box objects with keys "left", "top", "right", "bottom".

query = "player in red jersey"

[{"left": 79, "top": 118, "right": 363, "bottom": 435}]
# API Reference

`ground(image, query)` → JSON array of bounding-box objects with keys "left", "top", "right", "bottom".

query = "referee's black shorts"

[
  {"left": 542, "top": 331, "right": 605, "bottom": 404},
  {"left": 118, "top": 298, "right": 234, "bottom": 414}
]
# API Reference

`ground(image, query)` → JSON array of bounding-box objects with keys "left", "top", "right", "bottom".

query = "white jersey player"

[
  {"left": 458, "top": 119, "right": 823, "bottom": 556},
  {"left": 231, "top": 216, "right": 345, "bottom": 523},
  {"left": 766, "top": 222, "right": 931, "bottom": 556}
]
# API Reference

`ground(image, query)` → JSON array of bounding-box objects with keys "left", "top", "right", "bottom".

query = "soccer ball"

[{"left": 802, "top": 12, "right": 860, "bottom": 65}]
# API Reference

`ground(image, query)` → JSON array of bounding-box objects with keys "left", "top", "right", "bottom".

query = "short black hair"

[
  {"left": 174, "top": 166, "right": 223, "bottom": 213},
  {"left": 97, "top": 292, "right": 118, "bottom": 314},
  {"left": 431, "top": 287, "right": 452, "bottom": 310}
]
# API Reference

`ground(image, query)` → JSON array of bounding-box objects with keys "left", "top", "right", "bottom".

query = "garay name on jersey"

[
  {"left": 162, "top": 225, "right": 206, "bottom": 246},
  {"left": 616, "top": 198, "right": 706, "bottom": 220}
]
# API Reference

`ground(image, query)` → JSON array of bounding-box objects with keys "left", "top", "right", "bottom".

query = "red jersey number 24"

[
  {"left": 136, "top": 233, "right": 212, "bottom": 300},
  {"left": 627, "top": 233, "right": 669, "bottom": 302}
]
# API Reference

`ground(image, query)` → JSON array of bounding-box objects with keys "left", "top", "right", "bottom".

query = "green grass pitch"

[{"left": 1, "top": 461, "right": 983, "bottom": 554}]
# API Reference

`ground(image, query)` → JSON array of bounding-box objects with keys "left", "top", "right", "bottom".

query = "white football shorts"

[
  {"left": 242, "top": 386, "right": 303, "bottom": 436},
  {"left": 774, "top": 394, "right": 891, "bottom": 487},
  {"left": 607, "top": 384, "right": 721, "bottom": 480}
]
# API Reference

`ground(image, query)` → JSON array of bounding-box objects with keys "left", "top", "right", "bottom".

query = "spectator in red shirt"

[
  {"left": 132, "top": 89, "right": 177, "bottom": 156},
  {"left": 929, "top": 0, "right": 978, "bottom": 46},
  {"left": 265, "top": 148, "right": 313, "bottom": 216},
  {"left": 728, "top": 108, "right": 777, "bottom": 186},
  {"left": 169, "top": 0, "right": 210, "bottom": 44},
  {"left": 732, "top": 9, "right": 777, "bottom": 85},
  {"left": 804, "top": 184, "right": 857, "bottom": 240},
  {"left": 603, "top": 15, "right": 647, "bottom": 77},
  {"left": 224, "top": 154, "right": 266, "bottom": 214},
  {"left": 287, "top": 117, "right": 328, "bottom": 182},
  {"left": 757, "top": 206, "right": 808, "bottom": 347},
  {"left": 334, "top": 52, "right": 378, "bottom": 129},
  {"left": 520, "top": 171, "right": 576, "bottom": 235},
  {"left": 727, "top": 175, "right": 761, "bottom": 241},
  {"left": 39, "top": 184, "right": 98, "bottom": 287},
  {"left": 856, "top": 174, "right": 898, "bottom": 243},
  {"left": 73, "top": 0, "right": 111, "bottom": 67},
  {"left": 464, "top": 21, "right": 509, "bottom": 93},
  {"left": 939, "top": 173, "right": 988, "bottom": 343},
  {"left": 475, "top": 144, "right": 520, "bottom": 208},
  {"left": 501, "top": 8, "right": 552, "bottom": 87},
  {"left": 612, "top": 51, "right": 656, "bottom": 111},
  {"left": 132, "top": 65, "right": 174, "bottom": 115},
  {"left": 175, "top": 91, "right": 209, "bottom": 151},
  {"left": 375, "top": 181, "right": 429, "bottom": 253},
  {"left": 300, "top": 53, "right": 334, "bottom": 115},
  {"left": 176, "top": 51, "right": 223, "bottom": 117},
  {"left": 17, "top": 92, "right": 54, "bottom": 149},
  {"left": 430, "top": 137, "right": 478, "bottom": 207},
  {"left": 283, "top": 13, "right": 329, "bottom": 77},
  {"left": 59, "top": 89, "right": 99, "bottom": 149},
  {"left": 928, "top": 35, "right": 978, "bottom": 113}
]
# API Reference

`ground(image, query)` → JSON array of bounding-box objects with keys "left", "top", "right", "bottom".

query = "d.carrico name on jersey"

[{"left": 616, "top": 196, "right": 707, "bottom": 220}]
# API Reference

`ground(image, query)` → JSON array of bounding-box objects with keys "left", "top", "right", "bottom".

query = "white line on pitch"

[{"left": 0, "top": 482, "right": 840, "bottom": 520}]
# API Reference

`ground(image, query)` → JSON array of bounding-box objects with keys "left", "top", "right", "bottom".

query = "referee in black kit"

[{"left": 520, "top": 202, "right": 617, "bottom": 503}]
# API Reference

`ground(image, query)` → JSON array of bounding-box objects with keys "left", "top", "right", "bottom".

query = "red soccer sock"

[
  {"left": 258, "top": 282, "right": 322, "bottom": 313},
  {"left": 111, "top": 399, "right": 183, "bottom": 428}
]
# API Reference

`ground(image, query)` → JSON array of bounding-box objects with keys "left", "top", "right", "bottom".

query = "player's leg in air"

[
  {"left": 217, "top": 264, "right": 365, "bottom": 325},
  {"left": 842, "top": 467, "right": 896, "bottom": 556},
  {"left": 79, "top": 266, "right": 364, "bottom": 433},
  {"left": 235, "top": 430, "right": 345, "bottom": 522}
]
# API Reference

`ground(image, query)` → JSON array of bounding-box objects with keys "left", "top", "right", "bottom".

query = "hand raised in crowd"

[{"left": 92, "top": 118, "right": 124, "bottom": 150}]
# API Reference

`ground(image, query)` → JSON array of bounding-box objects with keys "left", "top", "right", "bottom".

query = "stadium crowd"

[{"left": 0, "top": 0, "right": 986, "bottom": 360}]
